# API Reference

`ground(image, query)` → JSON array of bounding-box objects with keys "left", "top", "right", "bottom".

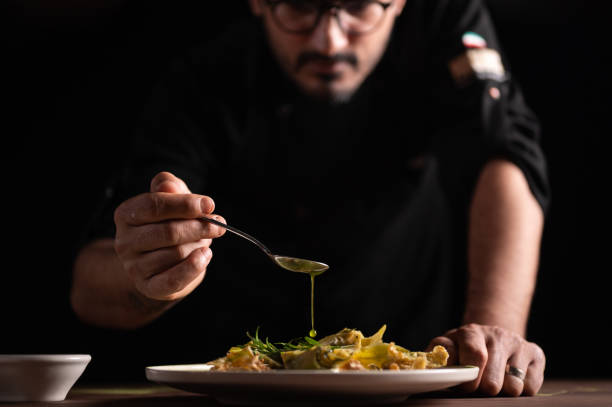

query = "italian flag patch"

[{"left": 462, "top": 31, "right": 487, "bottom": 49}]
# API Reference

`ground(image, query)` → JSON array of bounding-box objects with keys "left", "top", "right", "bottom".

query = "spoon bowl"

[
  {"left": 202, "top": 217, "right": 329, "bottom": 274},
  {"left": 273, "top": 256, "right": 329, "bottom": 274}
]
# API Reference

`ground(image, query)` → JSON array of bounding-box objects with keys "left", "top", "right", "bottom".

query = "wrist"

[
  {"left": 125, "top": 287, "right": 179, "bottom": 327},
  {"left": 462, "top": 305, "right": 527, "bottom": 337}
]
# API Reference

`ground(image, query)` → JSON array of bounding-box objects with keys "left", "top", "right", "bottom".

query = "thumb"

[{"left": 150, "top": 171, "right": 192, "bottom": 194}]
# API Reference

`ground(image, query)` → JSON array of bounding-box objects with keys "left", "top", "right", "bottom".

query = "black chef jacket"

[{"left": 78, "top": 0, "right": 549, "bottom": 377}]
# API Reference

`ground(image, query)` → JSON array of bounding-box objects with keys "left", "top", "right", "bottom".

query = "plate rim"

[{"left": 146, "top": 364, "right": 479, "bottom": 375}]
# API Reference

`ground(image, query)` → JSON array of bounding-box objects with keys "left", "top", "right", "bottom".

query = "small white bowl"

[{"left": 0, "top": 354, "right": 91, "bottom": 402}]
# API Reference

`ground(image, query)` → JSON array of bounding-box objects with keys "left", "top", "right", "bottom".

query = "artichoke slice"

[
  {"left": 318, "top": 328, "right": 365, "bottom": 347},
  {"left": 281, "top": 347, "right": 322, "bottom": 369}
]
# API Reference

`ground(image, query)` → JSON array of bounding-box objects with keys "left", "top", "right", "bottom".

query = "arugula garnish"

[{"left": 245, "top": 327, "right": 321, "bottom": 361}]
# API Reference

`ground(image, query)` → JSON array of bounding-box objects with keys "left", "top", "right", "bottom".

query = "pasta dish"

[{"left": 207, "top": 325, "right": 448, "bottom": 371}]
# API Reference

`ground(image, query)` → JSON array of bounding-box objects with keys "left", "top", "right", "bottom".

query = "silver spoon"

[{"left": 201, "top": 216, "right": 329, "bottom": 275}]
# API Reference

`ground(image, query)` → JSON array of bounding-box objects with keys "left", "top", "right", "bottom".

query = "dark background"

[{"left": 1, "top": 0, "right": 610, "bottom": 380}]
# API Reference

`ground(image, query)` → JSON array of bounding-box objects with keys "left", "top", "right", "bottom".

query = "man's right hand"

[{"left": 113, "top": 172, "right": 226, "bottom": 302}]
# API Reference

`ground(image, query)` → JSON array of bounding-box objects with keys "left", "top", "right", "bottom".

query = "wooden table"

[{"left": 1, "top": 380, "right": 610, "bottom": 406}]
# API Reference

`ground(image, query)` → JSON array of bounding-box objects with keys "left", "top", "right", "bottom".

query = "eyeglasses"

[{"left": 264, "top": 0, "right": 394, "bottom": 35}]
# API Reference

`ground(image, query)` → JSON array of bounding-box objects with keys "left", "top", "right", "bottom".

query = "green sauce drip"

[{"left": 309, "top": 274, "right": 317, "bottom": 338}]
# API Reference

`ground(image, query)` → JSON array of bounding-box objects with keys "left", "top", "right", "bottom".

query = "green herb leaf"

[
  {"left": 244, "top": 327, "right": 319, "bottom": 360},
  {"left": 304, "top": 336, "right": 320, "bottom": 346}
]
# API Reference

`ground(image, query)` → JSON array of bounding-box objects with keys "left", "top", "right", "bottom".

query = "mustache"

[{"left": 296, "top": 51, "right": 359, "bottom": 71}]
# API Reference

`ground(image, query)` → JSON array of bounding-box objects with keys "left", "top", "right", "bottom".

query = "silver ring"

[{"left": 507, "top": 366, "right": 526, "bottom": 381}]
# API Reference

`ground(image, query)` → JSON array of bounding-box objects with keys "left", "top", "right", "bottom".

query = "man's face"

[{"left": 250, "top": 0, "right": 406, "bottom": 103}]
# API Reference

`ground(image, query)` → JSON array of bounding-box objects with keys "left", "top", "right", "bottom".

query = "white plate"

[{"left": 146, "top": 364, "right": 479, "bottom": 406}]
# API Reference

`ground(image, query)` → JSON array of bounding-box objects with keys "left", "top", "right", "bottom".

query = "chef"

[{"left": 71, "top": 0, "right": 548, "bottom": 395}]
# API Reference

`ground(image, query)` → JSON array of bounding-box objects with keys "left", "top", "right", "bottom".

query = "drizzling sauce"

[
  {"left": 272, "top": 255, "right": 328, "bottom": 338},
  {"left": 309, "top": 274, "right": 317, "bottom": 337},
  {"left": 307, "top": 269, "right": 326, "bottom": 338}
]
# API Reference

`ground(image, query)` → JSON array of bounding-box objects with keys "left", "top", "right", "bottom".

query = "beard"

[
  {"left": 294, "top": 51, "right": 360, "bottom": 104},
  {"left": 300, "top": 74, "right": 357, "bottom": 104}
]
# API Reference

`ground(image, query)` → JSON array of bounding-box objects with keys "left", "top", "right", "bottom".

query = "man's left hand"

[{"left": 427, "top": 324, "right": 545, "bottom": 396}]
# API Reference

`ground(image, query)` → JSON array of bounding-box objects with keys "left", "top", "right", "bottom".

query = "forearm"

[
  {"left": 70, "top": 238, "right": 176, "bottom": 329},
  {"left": 464, "top": 159, "right": 544, "bottom": 337}
]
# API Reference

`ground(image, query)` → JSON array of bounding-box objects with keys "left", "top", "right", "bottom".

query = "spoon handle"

[{"left": 201, "top": 217, "right": 273, "bottom": 256}]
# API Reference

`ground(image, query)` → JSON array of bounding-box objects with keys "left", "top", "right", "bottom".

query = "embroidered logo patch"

[{"left": 449, "top": 32, "right": 506, "bottom": 86}]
